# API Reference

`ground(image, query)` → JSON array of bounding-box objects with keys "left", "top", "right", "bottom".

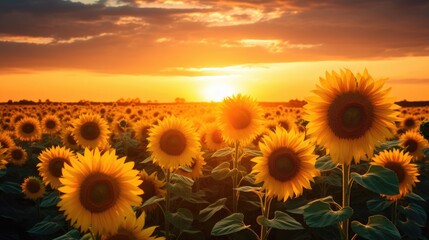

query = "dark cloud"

[{"left": 0, "top": 0, "right": 428, "bottom": 75}]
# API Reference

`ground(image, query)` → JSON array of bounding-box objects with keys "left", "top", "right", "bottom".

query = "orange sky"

[{"left": 1, "top": 0, "right": 429, "bottom": 102}]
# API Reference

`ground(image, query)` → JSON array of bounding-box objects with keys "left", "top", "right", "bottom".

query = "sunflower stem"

[
  {"left": 232, "top": 140, "right": 239, "bottom": 213},
  {"left": 392, "top": 199, "right": 398, "bottom": 226},
  {"left": 341, "top": 163, "right": 351, "bottom": 240},
  {"left": 164, "top": 169, "right": 171, "bottom": 240},
  {"left": 260, "top": 194, "right": 272, "bottom": 240}
]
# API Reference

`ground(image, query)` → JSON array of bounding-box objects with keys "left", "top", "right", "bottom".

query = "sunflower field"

[{"left": 1, "top": 69, "right": 429, "bottom": 240}]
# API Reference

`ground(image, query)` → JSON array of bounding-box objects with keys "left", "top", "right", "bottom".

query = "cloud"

[{"left": 0, "top": 0, "right": 428, "bottom": 75}]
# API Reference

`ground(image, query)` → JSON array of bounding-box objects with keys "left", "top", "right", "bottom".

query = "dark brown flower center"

[
  {"left": 328, "top": 92, "right": 374, "bottom": 139},
  {"left": 80, "top": 173, "right": 120, "bottom": 213},
  {"left": 404, "top": 139, "right": 418, "bottom": 153},
  {"left": 26, "top": 178, "right": 41, "bottom": 193},
  {"left": 22, "top": 123, "right": 35, "bottom": 134},
  {"left": 80, "top": 122, "right": 101, "bottom": 140},
  {"left": 105, "top": 229, "right": 135, "bottom": 240},
  {"left": 211, "top": 130, "right": 223, "bottom": 144},
  {"left": 228, "top": 107, "right": 251, "bottom": 130},
  {"left": 160, "top": 129, "right": 186, "bottom": 156},
  {"left": 384, "top": 162, "right": 406, "bottom": 183},
  {"left": 48, "top": 158, "right": 69, "bottom": 178},
  {"left": 67, "top": 133, "right": 77, "bottom": 145},
  {"left": 279, "top": 120, "right": 291, "bottom": 131},
  {"left": 268, "top": 148, "right": 300, "bottom": 181},
  {"left": 45, "top": 120, "right": 57, "bottom": 129},
  {"left": 139, "top": 179, "right": 156, "bottom": 201},
  {"left": 404, "top": 118, "right": 416, "bottom": 128},
  {"left": 11, "top": 149, "right": 24, "bottom": 160}
]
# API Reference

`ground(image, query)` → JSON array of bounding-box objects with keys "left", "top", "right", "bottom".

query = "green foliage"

[
  {"left": 303, "top": 200, "right": 353, "bottom": 228},
  {"left": 40, "top": 190, "right": 60, "bottom": 208},
  {"left": 366, "top": 197, "right": 394, "bottom": 212},
  {"left": 53, "top": 229, "right": 81, "bottom": 240},
  {"left": 166, "top": 208, "right": 194, "bottom": 230},
  {"left": 351, "top": 215, "right": 400, "bottom": 240},
  {"left": 27, "top": 214, "right": 65, "bottom": 236},
  {"left": 199, "top": 197, "right": 227, "bottom": 222},
  {"left": 399, "top": 203, "right": 427, "bottom": 226},
  {"left": 211, "top": 147, "right": 233, "bottom": 158},
  {"left": 351, "top": 165, "right": 400, "bottom": 195},
  {"left": 211, "top": 162, "right": 239, "bottom": 180},
  {"left": 257, "top": 211, "right": 303, "bottom": 230},
  {"left": 315, "top": 155, "right": 338, "bottom": 171},
  {"left": 211, "top": 213, "right": 250, "bottom": 236},
  {"left": 0, "top": 181, "right": 22, "bottom": 194}
]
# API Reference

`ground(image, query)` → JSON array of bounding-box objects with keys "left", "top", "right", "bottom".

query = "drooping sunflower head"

[
  {"left": 71, "top": 113, "right": 111, "bottom": 149},
  {"left": 101, "top": 211, "right": 165, "bottom": 240},
  {"left": 7, "top": 146, "right": 28, "bottom": 166},
  {"left": 371, "top": 149, "right": 419, "bottom": 200},
  {"left": 305, "top": 69, "right": 398, "bottom": 164},
  {"left": 37, "top": 146, "right": 76, "bottom": 189},
  {"left": 217, "top": 94, "right": 264, "bottom": 145},
  {"left": 21, "top": 176, "right": 46, "bottom": 201},
  {"left": 399, "top": 130, "right": 429, "bottom": 161},
  {"left": 41, "top": 114, "right": 61, "bottom": 134},
  {"left": 176, "top": 152, "right": 207, "bottom": 180},
  {"left": 138, "top": 170, "right": 166, "bottom": 212},
  {"left": 58, "top": 148, "right": 143, "bottom": 235},
  {"left": 147, "top": 116, "right": 201, "bottom": 170},
  {"left": 251, "top": 127, "right": 319, "bottom": 201},
  {"left": 15, "top": 117, "right": 42, "bottom": 142}
]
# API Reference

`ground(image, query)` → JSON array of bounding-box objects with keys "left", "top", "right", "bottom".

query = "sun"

[{"left": 203, "top": 82, "right": 237, "bottom": 102}]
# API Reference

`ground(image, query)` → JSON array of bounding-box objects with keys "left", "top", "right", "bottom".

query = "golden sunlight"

[{"left": 202, "top": 79, "right": 237, "bottom": 102}]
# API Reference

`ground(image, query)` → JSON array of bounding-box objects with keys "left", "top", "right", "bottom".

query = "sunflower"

[
  {"left": 37, "top": 146, "right": 76, "bottom": 189},
  {"left": 0, "top": 132, "right": 16, "bottom": 150},
  {"left": 15, "top": 117, "right": 42, "bottom": 141},
  {"left": 305, "top": 69, "right": 398, "bottom": 164},
  {"left": 72, "top": 114, "right": 111, "bottom": 149},
  {"left": 58, "top": 148, "right": 143, "bottom": 235},
  {"left": 202, "top": 123, "right": 227, "bottom": 151},
  {"left": 101, "top": 211, "right": 165, "bottom": 240},
  {"left": 0, "top": 145, "right": 8, "bottom": 169},
  {"left": 371, "top": 149, "right": 419, "bottom": 200},
  {"left": 41, "top": 114, "right": 61, "bottom": 134},
  {"left": 177, "top": 152, "right": 206, "bottom": 180},
  {"left": 401, "top": 115, "right": 418, "bottom": 131},
  {"left": 251, "top": 127, "right": 319, "bottom": 201},
  {"left": 61, "top": 127, "right": 80, "bottom": 150},
  {"left": 399, "top": 130, "right": 429, "bottom": 161},
  {"left": 133, "top": 121, "right": 152, "bottom": 147},
  {"left": 217, "top": 94, "right": 264, "bottom": 145},
  {"left": 138, "top": 170, "right": 166, "bottom": 212},
  {"left": 7, "top": 146, "right": 28, "bottom": 166},
  {"left": 21, "top": 176, "right": 46, "bottom": 201},
  {"left": 147, "top": 116, "right": 200, "bottom": 170},
  {"left": 276, "top": 116, "right": 298, "bottom": 132}
]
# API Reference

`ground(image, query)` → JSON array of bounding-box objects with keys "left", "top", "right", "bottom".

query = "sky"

[{"left": 1, "top": 0, "right": 429, "bottom": 102}]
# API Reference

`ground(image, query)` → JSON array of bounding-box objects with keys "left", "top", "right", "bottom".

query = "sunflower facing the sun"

[
  {"left": 37, "top": 146, "right": 76, "bottom": 189},
  {"left": 252, "top": 127, "right": 319, "bottom": 201},
  {"left": 15, "top": 117, "right": 42, "bottom": 142},
  {"left": 71, "top": 113, "right": 111, "bottom": 149},
  {"left": 305, "top": 69, "right": 398, "bottom": 164},
  {"left": 371, "top": 149, "right": 419, "bottom": 200},
  {"left": 58, "top": 148, "right": 143, "bottom": 235},
  {"left": 399, "top": 130, "right": 428, "bottom": 161},
  {"left": 217, "top": 94, "right": 264, "bottom": 145},
  {"left": 147, "top": 116, "right": 201, "bottom": 170}
]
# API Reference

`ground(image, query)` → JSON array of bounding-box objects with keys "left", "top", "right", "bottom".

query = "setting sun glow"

[{"left": 203, "top": 81, "right": 237, "bottom": 102}]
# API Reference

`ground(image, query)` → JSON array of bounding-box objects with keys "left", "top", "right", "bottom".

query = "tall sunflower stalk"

[{"left": 305, "top": 69, "right": 398, "bottom": 240}]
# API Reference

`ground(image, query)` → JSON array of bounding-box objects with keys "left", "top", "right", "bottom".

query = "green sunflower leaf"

[
  {"left": 199, "top": 198, "right": 227, "bottom": 222},
  {"left": 397, "top": 219, "right": 424, "bottom": 239},
  {"left": 166, "top": 208, "right": 194, "bottom": 230},
  {"left": 287, "top": 196, "right": 335, "bottom": 214},
  {"left": 0, "top": 181, "right": 22, "bottom": 194},
  {"left": 28, "top": 215, "right": 65, "bottom": 236},
  {"left": 315, "top": 155, "right": 338, "bottom": 171},
  {"left": 53, "top": 229, "right": 80, "bottom": 240},
  {"left": 141, "top": 195, "right": 164, "bottom": 208},
  {"left": 211, "top": 147, "right": 233, "bottom": 158},
  {"left": 375, "top": 140, "right": 401, "bottom": 152},
  {"left": 405, "top": 192, "right": 426, "bottom": 202},
  {"left": 304, "top": 200, "right": 353, "bottom": 227},
  {"left": 351, "top": 165, "right": 399, "bottom": 195},
  {"left": 211, "top": 162, "right": 238, "bottom": 180},
  {"left": 40, "top": 190, "right": 60, "bottom": 208},
  {"left": 399, "top": 203, "right": 427, "bottom": 226},
  {"left": 366, "top": 197, "right": 394, "bottom": 212},
  {"left": 242, "top": 147, "right": 262, "bottom": 157},
  {"left": 257, "top": 211, "right": 303, "bottom": 230},
  {"left": 351, "top": 215, "right": 400, "bottom": 240},
  {"left": 211, "top": 213, "right": 250, "bottom": 236}
]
